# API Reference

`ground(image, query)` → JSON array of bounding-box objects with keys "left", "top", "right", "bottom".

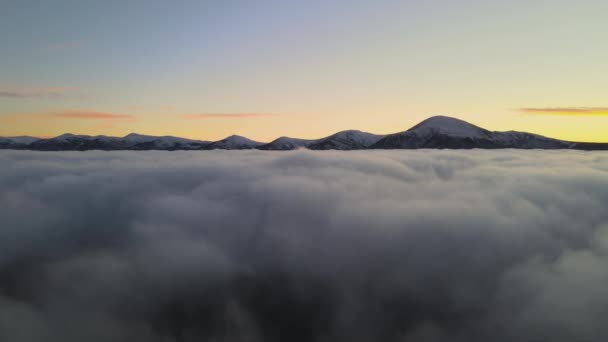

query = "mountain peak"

[
  {"left": 7, "top": 136, "right": 41, "bottom": 144},
  {"left": 271, "top": 136, "right": 309, "bottom": 143},
  {"left": 124, "top": 133, "right": 157, "bottom": 139},
  {"left": 257, "top": 136, "right": 314, "bottom": 150},
  {"left": 123, "top": 133, "right": 158, "bottom": 143},
  {"left": 333, "top": 129, "right": 364, "bottom": 135},
  {"left": 4, "top": 115, "right": 608, "bottom": 151},
  {"left": 307, "top": 130, "right": 385, "bottom": 150},
  {"left": 223, "top": 134, "right": 256, "bottom": 143},
  {"left": 125, "top": 133, "right": 148, "bottom": 138},
  {"left": 204, "top": 135, "right": 263, "bottom": 149},
  {"left": 408, "top": 115, "right": 489, "bottom": 138},
  {"left": 54, "top": 133, "right": 92, "bottom": 140},
  {"left": 414, "top": 115, "right": 475, "bottom": 128}
]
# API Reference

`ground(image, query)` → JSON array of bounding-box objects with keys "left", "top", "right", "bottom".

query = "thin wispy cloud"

[
  {"left": 47, "top": 41, "right": 85, "bottom": 51},
  {"left": 520, "top": 107, "right": 608, "bottom": 116},
  {"left": 126, "top": 105, "right": 177, "bottom": 112},
  {"left": 182, "top": 113, "right": 278, "bottom": 119},
  {"left": 51, "top": 110, "right": 136, "bottom": 120},
  {"left": 0, "top": 91, "right": 27, "bottom": 98},
  {"left": 1, "top": 110, "right": 136, "bottom": 127},
  {"left": 0, "top": 86, "right": 82, "bottom": 99}
]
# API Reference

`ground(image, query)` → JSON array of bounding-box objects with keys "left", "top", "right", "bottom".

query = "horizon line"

[{"left": 3, "top": 115, "right": 608, "bottom": 144}]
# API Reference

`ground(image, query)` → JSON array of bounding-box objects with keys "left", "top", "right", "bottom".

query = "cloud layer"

[{"left": 1, "top": 150, "right": 608, "bottom": 342}]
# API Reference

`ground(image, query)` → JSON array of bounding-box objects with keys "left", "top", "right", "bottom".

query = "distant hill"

[{"left": 2, "top": 116, "right": 607, "bottom": 151}]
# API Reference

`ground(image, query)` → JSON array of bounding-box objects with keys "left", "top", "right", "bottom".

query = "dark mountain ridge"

[{"left": 2, "top": 116, "right": 607, "bottom": 151}]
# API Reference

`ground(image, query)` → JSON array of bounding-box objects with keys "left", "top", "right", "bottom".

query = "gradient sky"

[{"left": 1, "top": 0, "right": 607, "bottom": 142}]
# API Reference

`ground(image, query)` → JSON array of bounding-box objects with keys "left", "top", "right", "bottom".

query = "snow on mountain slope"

[
  {"left": 0, "top": 138, "right": 24, "bottom": 149},
  {"left": 122, "top": 133, "right": 159, "bottom": 144},
  {"left": 28, "top": 134, "right": 126, "bottom": 150},
  {"left": 4, "top": 116, "right": 608, "bottom": 151},
  {"left": 308, "top": 130, "right": 386, "bottom": 150},
  {"left": 491, "top": 131, "right": 570, "bottom": 149},
  {"left": 5, "top": 136, "right": 41, "bottom": 144},
  {"left": 258, "top": 137, "right": 315, "bottom": 150},
  {"left": 25, "top": 133, "right": 208, "bottom": 150},
  {"left": 372, "top": 115, "right": 576, "bottom": 149},
  {"left": 406, "top": 115, "right": 492, "bottom": 138},
  {"left": 126, "top": 134, "right": 209, "bottom": 150},
  {"left": 1, "top": 136, "right": 41, "bottom": 149},
  {"left": 130, "top": 138, "right": 209, "bottom": 150},
  {"left": 53, "top": 133, "right": 96, "bottom": 141},
  {"left": 205, "top": 135, "right": 264, "bottom": 150}
]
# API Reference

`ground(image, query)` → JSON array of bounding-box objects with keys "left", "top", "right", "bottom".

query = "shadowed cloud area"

[{"left": 1, "top": 150, "right": 608, "bottom": 342}]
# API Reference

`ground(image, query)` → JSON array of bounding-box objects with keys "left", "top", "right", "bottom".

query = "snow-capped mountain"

[
  {"left": 2, "top": 115, "right": 607, "bottom": 151},
  {"left": 122, "top": 133, "right": 158, "bottom": 144},
  {"left": 408, "top": 116, "right": 491, "bottom": 138},
  {"left": 258, "top": 137, "right": 316, "bottom": 150},
  {"left": 25, "top": 133, "right": 208, "bottom": 151},
  {"left": 204, "top": 135, "right": 264, "bottom": 150},
  {"left": 126, "top": 134, "right": 209, "bottom": 150},
  {"left": 5, "top": 136, "right": 41, "bottom": 144},
  {"left": 258, "top": 130, "right": 384, "bottom": 151},
  {"left": 54, "top": 133, "right": 94, "bottom": 140},
  {"left": 371, "top": 116, "right": 573, "bottom": 149},
  {"left": 27, "top": 134, "right": 124, "bottom": 150},
  {"left": 0, "top": 136, "right": 41, "bottom": 149},
  {"left": 308, "top": 130, "right": 386, "bottom": 150},
  {"left": 491, "top": 131, "right": 571, "bottom": 149}
]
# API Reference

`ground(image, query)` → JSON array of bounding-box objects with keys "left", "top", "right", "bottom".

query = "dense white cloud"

[{"left": 1, "top": 150, "right": 608, "bottom": 341}]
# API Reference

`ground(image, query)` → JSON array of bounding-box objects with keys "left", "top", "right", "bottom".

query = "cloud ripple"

[{"left": 0, "top": 150, "right": 608, "bottom": 342}]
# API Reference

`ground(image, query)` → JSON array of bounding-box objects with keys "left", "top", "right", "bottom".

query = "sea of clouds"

[{"left": 1, "top": 149, "right": 608, "bottom": 342}]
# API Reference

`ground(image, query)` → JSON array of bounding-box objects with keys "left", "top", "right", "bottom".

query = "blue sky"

[{"left": 1, "top": 0, "right": 607, "bottom": 141}]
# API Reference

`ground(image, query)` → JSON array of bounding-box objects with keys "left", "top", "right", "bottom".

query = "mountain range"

[{"left": 2, "top": 116, "right": 607, "bottom": 151}]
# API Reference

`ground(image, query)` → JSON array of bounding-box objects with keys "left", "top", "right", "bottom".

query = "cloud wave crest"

[{"left": 1, "top": 150, "right": 608, "bottom": 342}]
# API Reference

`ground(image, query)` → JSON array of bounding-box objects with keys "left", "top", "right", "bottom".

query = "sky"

[{"left": 1, "top": 0, "right": 607, "bottom": 142}]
